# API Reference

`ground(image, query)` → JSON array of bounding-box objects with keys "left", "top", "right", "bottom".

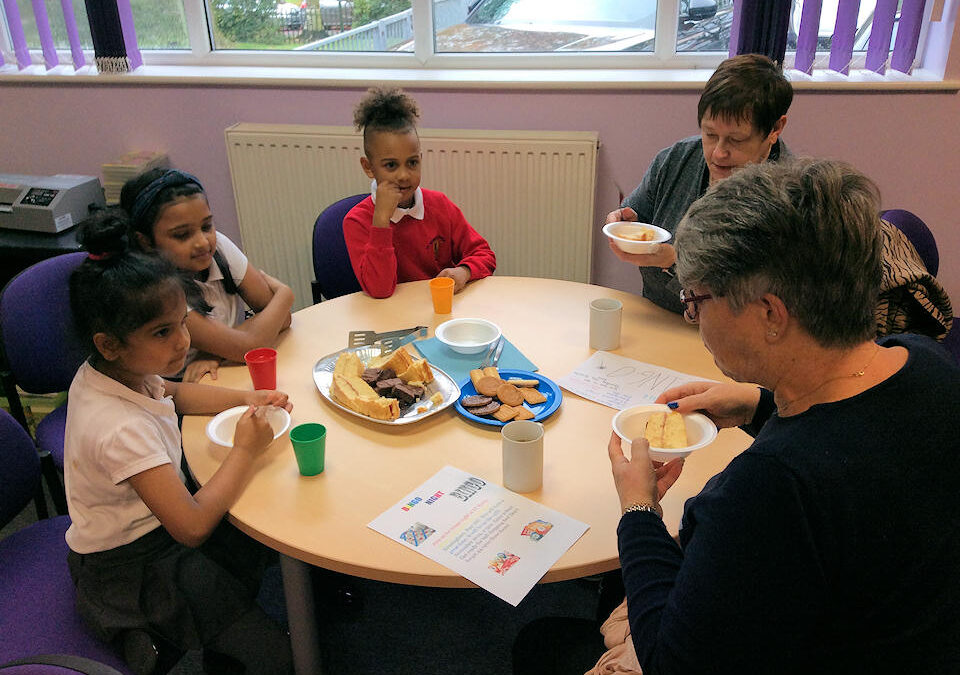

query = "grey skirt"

[{"left": 68, "top": 521, "right": 275, "bottom": 651}]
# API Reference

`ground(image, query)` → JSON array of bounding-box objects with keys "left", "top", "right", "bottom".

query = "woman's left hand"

[
  {"left": 246, "top": 389, "right": 293, "bottom": 412},
  {"left": 607, "top": 431, "right": 685, "bottom": 513}
]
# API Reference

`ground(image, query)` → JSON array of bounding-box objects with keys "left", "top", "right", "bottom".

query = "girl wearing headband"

[
  {"left": 67, "top": 209, "right": 293, "bottom": 674},
  {"left": 120, "top": 168, "right": 294, "bottom": 382}
]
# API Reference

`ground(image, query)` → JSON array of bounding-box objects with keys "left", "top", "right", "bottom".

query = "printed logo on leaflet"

[{"left": 400, "top": 491, "right": 444, "bottom": 511}]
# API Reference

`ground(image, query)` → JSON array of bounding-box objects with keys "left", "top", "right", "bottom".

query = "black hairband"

[{"left": 130, "top": 170, "right": 204, "bottom": 225}]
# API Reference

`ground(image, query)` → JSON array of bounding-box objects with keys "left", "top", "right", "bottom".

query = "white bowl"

[
  {"left": 611, "top": 403, "right": 718, "bottom": 462},
  {"left": 435, "top": 318, "right": 502, "bottom": 355},
  {"left": 206, "top": 405, "right": 291, "bottom": 448},
  {"left": 603, "top": 222, "right": 672, "bottom": 254}
]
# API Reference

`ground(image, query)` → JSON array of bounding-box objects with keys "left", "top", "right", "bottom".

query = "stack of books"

[{"left": 101, "top": 150, "right": 169, "bottom": 204}]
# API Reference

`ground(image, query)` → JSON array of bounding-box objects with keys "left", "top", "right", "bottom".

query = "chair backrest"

[
  {"left": 0, "top": 408, "right": 42, "bottom": 528},
  {"left": 881, "top": 209, "right": 939, "bottom": 277},
  {"left": 0, "top": 252, "right": 88, "bottom": 394},
  {"left": 311, "top": 194, "right": 366, "bottom": 303}
]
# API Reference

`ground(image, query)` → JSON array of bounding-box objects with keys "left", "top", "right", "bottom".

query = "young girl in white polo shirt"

[
  {"left": 65, "top": 211, "right": 293, "bottom": 674},
  {"left": 120, "top": 168, "right": 294, "bottom": 383}
]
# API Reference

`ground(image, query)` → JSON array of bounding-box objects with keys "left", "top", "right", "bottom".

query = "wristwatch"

[{"left": 622, "top": 502, "right": 661, "bottom": 517}]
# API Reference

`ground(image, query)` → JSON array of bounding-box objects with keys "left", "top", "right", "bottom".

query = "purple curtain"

[
  {"left": 794, "top": 0, "right": 823, "bottom": 75},
  {"left": 891, "top": 0, "right": 927, "bottom": 73},
  {"left": 62, "top": 0, "right": 87, "bottom": 69},
  {"left": 1, "top": 0, "right": 32, "bottom": 68},
  {"left": 827, "top": 0, "right": 859, "bottom": 74},
  {"left": 865, "top": 0, "right": 898, "bottom": 74},
  {"left": 31, "top": 0, "right": 60, "bottom": 69},
  {"left": 729, "top": 0, "right": 792, "bottom": 65}
]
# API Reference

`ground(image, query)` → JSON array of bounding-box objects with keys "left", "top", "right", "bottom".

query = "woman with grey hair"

[{"left": 605, "top": 158, "right": 960, "bottom": 673}]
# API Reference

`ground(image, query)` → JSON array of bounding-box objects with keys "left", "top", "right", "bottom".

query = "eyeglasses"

[{"left": 680, "top": 289, "right": 713, "bottom": 324}]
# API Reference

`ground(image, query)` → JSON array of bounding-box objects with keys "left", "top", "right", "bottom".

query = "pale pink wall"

[{"left": 1, "top": 82, "right": 957, "bottom": 302}]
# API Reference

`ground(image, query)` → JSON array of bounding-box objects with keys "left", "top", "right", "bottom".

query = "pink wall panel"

[{"left": 1, "top": 83, "right": 957, "bottom": 303}]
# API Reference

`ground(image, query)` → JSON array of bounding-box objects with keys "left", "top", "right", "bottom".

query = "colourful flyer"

[{"left": 368, "top": 465, "right": 589, "bottom": 606}]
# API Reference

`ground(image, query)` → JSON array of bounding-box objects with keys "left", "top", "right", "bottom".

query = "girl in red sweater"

[{"left": 343, "top": 87, "right": 496, "bottom": 299}]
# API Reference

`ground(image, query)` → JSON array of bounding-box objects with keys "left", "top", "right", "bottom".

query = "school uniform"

[{"left": 64, "top": 362, "right": 273, "bottom": 650}]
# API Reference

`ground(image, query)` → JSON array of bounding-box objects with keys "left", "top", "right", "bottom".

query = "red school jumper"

[{"left": 343, "top": 188, "right": 497, "bottom": 299}]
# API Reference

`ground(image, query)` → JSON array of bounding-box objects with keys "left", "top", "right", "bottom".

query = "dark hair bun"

[
  {"left": 78, "top": 207, "right": 130, "bottom": 259},
  {"left": 353, "top": 87, "right": 420, "bottom": 132}
]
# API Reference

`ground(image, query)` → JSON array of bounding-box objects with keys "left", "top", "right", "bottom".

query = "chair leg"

[
  {"left": 39, "top": 451, "right": 68, "bottom": 515},
  {"left": 32, "top": 483, "right": 50, "bottom": 520}
]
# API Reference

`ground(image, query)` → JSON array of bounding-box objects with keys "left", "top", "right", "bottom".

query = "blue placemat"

[{"left": 413, "top": 337, "right": 538, "bottom": 384}]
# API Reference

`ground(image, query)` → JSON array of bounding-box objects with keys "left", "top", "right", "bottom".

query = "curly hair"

[{"left": 353, "top": 87, "right": 420, "bottom": 156}]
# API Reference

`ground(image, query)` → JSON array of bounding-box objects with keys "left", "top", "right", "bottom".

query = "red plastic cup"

[{"left": 244, "top": 347, "right": 277, "bottom": 390}]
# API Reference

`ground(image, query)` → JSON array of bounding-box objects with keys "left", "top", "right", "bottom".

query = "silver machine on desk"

[{"left": 0, "top": 174, "right": 105, "bottom": 233}]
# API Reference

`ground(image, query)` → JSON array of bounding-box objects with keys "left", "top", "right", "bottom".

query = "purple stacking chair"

[
  {"left": 881, "top": 209, "right": 939, "bottom": 276},
  {"left": 311, "top": 194, "right": 366, "bottom": 303},
  {"left": 0, "top": 408, "right": 132, "bottom": 674},
  {"left": 0, "top": 252, "right": 89, "bottom": 514},
  {"left": 0, "top": 655, "right": 125, "bottom": 674}
]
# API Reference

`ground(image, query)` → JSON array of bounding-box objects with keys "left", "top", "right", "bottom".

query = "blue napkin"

[{"left": 413, "top": 337, "right": 538, "bottom": 385}]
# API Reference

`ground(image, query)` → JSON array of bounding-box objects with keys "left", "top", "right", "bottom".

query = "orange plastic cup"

[
  {"left": 429, "top": 277, "right": 455, "bottom": 314},
  {"left": 244, "top": 347, "right": 277, "bottom": 390}
]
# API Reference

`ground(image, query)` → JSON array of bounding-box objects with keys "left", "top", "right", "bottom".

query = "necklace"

[{"left": 777, "top": 344, "right": 881, "bottom": 415}]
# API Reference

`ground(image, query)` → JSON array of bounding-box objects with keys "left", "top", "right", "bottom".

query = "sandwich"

[{"left": 644, "top": 411, "right": 688, "bottom": 448}]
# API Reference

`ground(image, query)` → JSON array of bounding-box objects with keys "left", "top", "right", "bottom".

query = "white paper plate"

[
  {"left": 206, "top": 405, "right": 291, "bottom": 447},
  {"left": 611, "top": 403, "right": 717, "bottom": 462}
]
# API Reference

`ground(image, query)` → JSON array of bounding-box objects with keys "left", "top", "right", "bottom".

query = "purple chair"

[
  {"left": 0, "top": 252, "right": 89, "bottom": 514},
  {"left": 0, "top": 409, "right": 132, "bottom": 674},
  {"left": 0, "top": 655, "right": 125, "bottom": 674},
  {"left": 311, "top": 194, "right": 366, "bottom": 303},
  {"left": 881, "top": 209, "right": 939, "bottom": 276}
]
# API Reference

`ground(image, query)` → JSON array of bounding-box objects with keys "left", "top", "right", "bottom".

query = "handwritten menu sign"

[
  {"left": 557, "top": 351, "right": 711, "bottom": 410},
  {"left": 369, "top": 466, "right": 588, "bottom": 606}
]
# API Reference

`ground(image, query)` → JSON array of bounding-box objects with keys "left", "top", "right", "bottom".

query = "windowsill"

[{"left": 1, "top": 62, "right": 958, "bottom": 91}]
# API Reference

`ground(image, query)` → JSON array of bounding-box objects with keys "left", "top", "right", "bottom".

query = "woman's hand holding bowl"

[
  {"left": 607, "top": 431, "right": 685, "bottom": 515},
  {"left": 656, "top": 381, "right": 761, "bottom": 429}
]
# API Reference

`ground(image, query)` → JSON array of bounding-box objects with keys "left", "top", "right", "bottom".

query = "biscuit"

[
  {"left": 482, "top": 367, "right": 500, "bottom": 379},
  {"left": 469, "top": 369, "right": 486, "bottom": 390},
  {"left": 467, "top": 401, "right": 501, "bottom": 416},
  {"left": 506, "top": 378, "right": 539, "bottom": 388},
  {"left": 476, "top": 376, "right": 502, "bottom": 397},
  {"left": 461, "top": 395, "right": 493, "bottom": 407},
  {"left": 520, "top": 387, "right": 547, "bottom": 405},
  {"left": 512, "top": 406, "right": 535, "bottom": 420},
  {"left": 492, "top": 404, "right": 518, "bottom": 422},
  {"left": 496, "top": 382, "right": 524, "bottom": 406}
]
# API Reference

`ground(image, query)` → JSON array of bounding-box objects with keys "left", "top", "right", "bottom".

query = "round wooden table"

[{"left": 181, "top": 276, "right": 752, "bottom": 672}]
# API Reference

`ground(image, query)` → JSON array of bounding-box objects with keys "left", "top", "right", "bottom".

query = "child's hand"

[
  {"left": 183, "top": 359, "right": 220, "bottom": 383},
  {"left": 232, "top": 406, "right": 275, "bottom": 454},
  {"left": 373, "top": 180, "right": 403, "bottom": 228},
  {"left": 437, "top": 266, "right": 471, "bottom": 293},
  {"left": 246, "top": 389, "right": 292, "bottom": 412}
]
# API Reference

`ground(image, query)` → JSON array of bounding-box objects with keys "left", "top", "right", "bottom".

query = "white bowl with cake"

[
  {"left": 611, "top": 403, "right": 717, "bottom": 462},
  {"left": 603, "top": 222, "right": 671, "bottom": 254},
  {"left": 435, "top": 318, "right": 502, "bottom": 355}
]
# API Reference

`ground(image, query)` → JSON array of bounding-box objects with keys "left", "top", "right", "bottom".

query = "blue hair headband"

[{"left": 130, "top": 169, "right": 204, "bottom": 226}]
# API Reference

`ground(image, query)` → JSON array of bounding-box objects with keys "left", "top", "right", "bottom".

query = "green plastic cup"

[{"left": 289, "top": 423, "right": 326, "bottom": 476}]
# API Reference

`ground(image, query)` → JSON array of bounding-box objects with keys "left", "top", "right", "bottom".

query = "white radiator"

[{"left": 225, "top": 123, "right": 598, "bottom": 310}]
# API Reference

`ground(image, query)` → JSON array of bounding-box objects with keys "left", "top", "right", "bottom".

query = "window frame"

[{"left": 0, "top": 0, "right": 952, "bottom": 88}]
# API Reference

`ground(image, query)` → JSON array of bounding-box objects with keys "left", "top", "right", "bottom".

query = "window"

[{"left": 0, "top": 0, "right": 949, "bottom": 82}]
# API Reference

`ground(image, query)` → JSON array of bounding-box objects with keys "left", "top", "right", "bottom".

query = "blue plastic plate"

[{"left": 454, "top": 369, "right": 562, "bottom": 428}]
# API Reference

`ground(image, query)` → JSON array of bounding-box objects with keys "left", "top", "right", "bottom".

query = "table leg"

[{"left": 279, "top": 554, "right": 322, "bottom": 674}]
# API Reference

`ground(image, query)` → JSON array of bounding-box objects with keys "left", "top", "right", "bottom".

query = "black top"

[{"left": 618, "top": 334, "right": 960, "bottom": 674}]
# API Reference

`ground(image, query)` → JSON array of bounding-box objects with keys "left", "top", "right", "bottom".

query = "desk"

[{"left": 181, "top": 276, "right": 752, "bottom": 672}]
